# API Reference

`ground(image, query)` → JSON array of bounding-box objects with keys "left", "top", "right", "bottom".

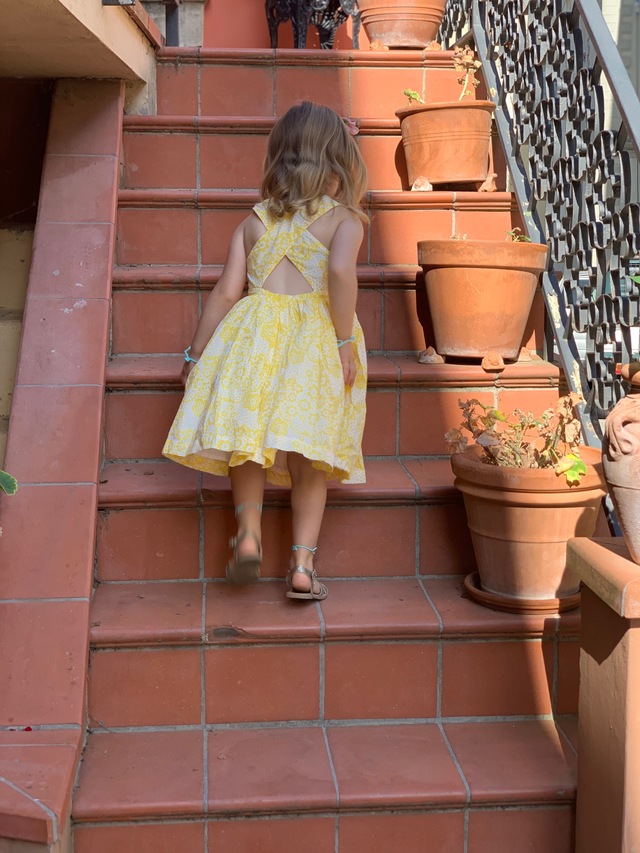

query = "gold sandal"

[
  {"left": 225, "top": 503, "right": 262, "bottom": 585},
  {"left": 285, "top": 546, "right": 328, "bottom": 601}
]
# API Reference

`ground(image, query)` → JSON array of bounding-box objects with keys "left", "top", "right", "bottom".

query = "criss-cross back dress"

[{"left": 162, "top": 195, "right": 367, "bottom": 485}]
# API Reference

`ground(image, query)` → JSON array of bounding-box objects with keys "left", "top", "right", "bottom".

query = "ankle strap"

[
  {"left": 291, "top": 544, "right": 317, "bottom": 554},
  {"left": 235, "top": 502, "right": 263, "bottom": 517}
]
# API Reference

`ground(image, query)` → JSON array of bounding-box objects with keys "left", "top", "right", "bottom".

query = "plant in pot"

[
  {"left": 445, "top": 395, "right": 606, "bottom": 614},
  {"left": 396, "top": 45, "right": 496, "bottom": 191},
  {"left": 357, "top": 0, "right": 447, "bottom": 48},
  {"left": 417, "top": 228, "right": 548, "bottom": 368}
]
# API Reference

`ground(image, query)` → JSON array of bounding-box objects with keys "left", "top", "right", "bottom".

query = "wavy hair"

[{"left": 261, "top": 101, "right": 368, "bottom": 222}]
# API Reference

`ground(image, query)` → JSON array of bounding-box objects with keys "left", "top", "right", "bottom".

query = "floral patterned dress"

[{"left": 162, "top": 195, "right": 367, "bottom": 485}]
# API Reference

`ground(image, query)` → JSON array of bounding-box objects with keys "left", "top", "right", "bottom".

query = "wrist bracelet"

[
  {"left": 184, "top": 346, "right": 199, "bottom": 364},
  {"left": 336, "top": 336, "right": 355, "bottom": 348}
]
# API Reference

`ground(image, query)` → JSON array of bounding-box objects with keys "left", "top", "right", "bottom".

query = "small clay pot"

[
  {"left": 358, "top": 0, "right": 447, "bottom": 47},
  {"left": 603, "top": 363, "right": 640, "bottom": 564},
  {"left": 396, "top": 100, "right": 495, "bottom": 187}
]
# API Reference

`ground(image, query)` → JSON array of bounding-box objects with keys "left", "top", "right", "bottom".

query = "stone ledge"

[{"left": 567, "top": 536, "right": 640, "bottom": 618}]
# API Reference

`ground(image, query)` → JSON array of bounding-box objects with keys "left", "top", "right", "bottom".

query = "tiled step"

[
  {"left": 123, "top": 116, "right": 412, "bottom": 192},
  {"left": 109, "top": 263, "right": 546, "bottom": 356},
  {"left": 115, "top": 189, "right": 516, "bottom": 267},
  {"left": 87, "top": 576, "right": 579, "bottom": 727},
  {"left": 102, "top": 356, "right": 560, "bottom": 460},
  {"left": 155, "top": 47, "right": 465, "bottom": 119},
  {"left": 72, "top": 719, "right": 577, "bottom": 852},
  {"left": 96, "top": 458, "right": 473, "bottom": 580}
]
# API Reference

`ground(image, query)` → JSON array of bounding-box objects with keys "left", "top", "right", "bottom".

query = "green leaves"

[
  {"left": 554, "top": 454, "right": 587, "bottom": 485},
  {"left": 403, "top": 89, "right": 424, "bottom": 105},
  {"left": 631, "top": 274, "right": 640, "bottom": 285},
  {"left": 0, "top": 470, "right": 18, "bottom": 496}
]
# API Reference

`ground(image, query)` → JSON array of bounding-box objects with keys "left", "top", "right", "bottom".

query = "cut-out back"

[{"left": 248, "top": 195, "right": 338, "bottom": 296}]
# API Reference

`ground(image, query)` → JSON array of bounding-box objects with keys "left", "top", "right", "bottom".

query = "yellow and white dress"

[{"left": 162, "top": 195, "right": 367, "bottom": 485}]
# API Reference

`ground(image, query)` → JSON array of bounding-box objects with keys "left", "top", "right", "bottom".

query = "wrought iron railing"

[{"left": 439, "top": 0, "right": 640, "bottom": 444}]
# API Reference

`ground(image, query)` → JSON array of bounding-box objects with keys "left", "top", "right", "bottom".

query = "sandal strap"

[
  {"left": 235, "top": 502, "right": 263, "bottom": 517},
  {"left": 291, "top": 544, "right": 317, "bottom": 554},
  {"left": 229, "top": 529, "right": 262, "bottom": 555}
]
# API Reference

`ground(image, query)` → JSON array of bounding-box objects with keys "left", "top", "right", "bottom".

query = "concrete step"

[
  {"left": 96, "top": 457, "right": 473, "bottom": 580},
  {"left": 115, "top": 188, "right": 516, "bottom": 268},
  {"left": 155, "top": 47, "right": 466, "bottom": 119},
  {"left": 72, "top": 718, "right": 577, "bottom": 852},
  {"left": 102, "top": 356, "right": 560, "bottom": 461},
  {"left": 87, "top": 575, "right": 579, "bottom": 726},
  {"left": 122, "top": 116, "right": 413, "bottom": 192}
]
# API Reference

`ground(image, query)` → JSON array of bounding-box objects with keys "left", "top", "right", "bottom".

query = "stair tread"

[
  {"left": 105, "top": 353, "right": 559, "bottom": 390},
  {"left": 117, "top": 188, "right": 514, "bottom": 210},
  {"left": 90, "top": 577, "right": 579, "bottom": 648},
  {"left": 72, "top": 719, "right": 577, "bottom": 822},
  {"left": 98, "top": 458, "right": 457, "bottom": 508},
  {"left": 112, "top": 264, "right": 419, "bottom": 286}
]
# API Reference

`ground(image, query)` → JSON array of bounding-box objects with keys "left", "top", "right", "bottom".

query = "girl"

[{"left": 163, "top": 101, "right": 368, "bottom": 601}]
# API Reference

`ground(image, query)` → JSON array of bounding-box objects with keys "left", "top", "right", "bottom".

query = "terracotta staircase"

[{"left": 72, "top": 48, "right": 578, "bottom": 852}]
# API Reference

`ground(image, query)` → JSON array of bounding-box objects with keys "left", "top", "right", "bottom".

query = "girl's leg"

[
  {"left": 229, "top": 461, "right": 266, "bottom": 558},
  {"left": 287, "top": 452, "right": 328, "bottom": 593}
]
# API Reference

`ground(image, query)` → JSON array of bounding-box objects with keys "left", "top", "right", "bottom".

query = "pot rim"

[
  {"left": 418, "top": 238, "right": 548, "bottom": 271},
  {"left": 396, "top": 100, "right": 496, "bottom": 120},
  {"left": 451, "top": 444, "right": 605, "bottom": 495}
]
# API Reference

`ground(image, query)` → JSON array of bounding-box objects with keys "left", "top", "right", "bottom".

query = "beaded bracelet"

[
  {"left": 184, "top": 346, "right": 199, "bottom": 364},
  {"left": 336, "top": 336, "right": 355, "bottom": 348}
]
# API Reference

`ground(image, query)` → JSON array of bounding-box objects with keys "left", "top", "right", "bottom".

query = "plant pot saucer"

[{"left": 463, "top": 572, "right": 581, "bottom": 614}]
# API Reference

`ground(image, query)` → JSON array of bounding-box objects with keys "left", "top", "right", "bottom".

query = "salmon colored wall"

[{"left": 203, "top": 0, "right": 369, "bottom": 50}]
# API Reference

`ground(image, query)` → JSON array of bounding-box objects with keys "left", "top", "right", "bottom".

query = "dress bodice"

[{"left": 247, "top": 195, "right": 339, "bottom": 295}]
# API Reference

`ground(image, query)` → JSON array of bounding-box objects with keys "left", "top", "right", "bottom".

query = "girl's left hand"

[
  {"left": 181, "top": 361, "right": 196, "bottom": 385},
  {"left": 339, "top": 342, "right": 356, "bottom": 387}
]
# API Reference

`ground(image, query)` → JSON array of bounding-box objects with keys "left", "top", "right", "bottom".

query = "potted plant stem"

[
  {"left": 417, "top": 228, "right": 548, "bottom": 365},
  {"left": 396, "top": 46, "right": 496, "bottom": 190},
  {"left": 446, "top": 396, "right": 606, "bottom": 614},
  {"left": 357, "top": 0, "right": 447, "bottom": 48}
]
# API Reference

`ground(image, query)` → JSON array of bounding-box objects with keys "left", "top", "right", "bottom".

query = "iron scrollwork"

[{"left": 440, "top": 0, "right": 640, "bottom": 438}]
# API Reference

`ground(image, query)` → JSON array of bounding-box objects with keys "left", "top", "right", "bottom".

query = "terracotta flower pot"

[
  {"left": 417, "top": 238, "right": 548, "bottom": 361},
  {"left": 395, "top": 100, "right": 495, "bottom": 188},
  {"left": 603, "top": 363, "right": 640, "bottom": 563},
  {"left": 358, "top": 0, "right": 447, "bottom": 47},
  {"left": 451, "top": 445, "right": 606, "bottom": 613}
]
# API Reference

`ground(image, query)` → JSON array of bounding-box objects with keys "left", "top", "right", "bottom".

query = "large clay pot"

[
  {"left": 395, "top": 100, "right": 495, "bottom": 188},
  {"left": 451, "top": 445, "right": 606, "bottom": 613},
  {"left": 417, "top": 238, "right": 548, "bottom": 360},
  {"left": 358, "top": 0, "right": 447, "bottom": 47},
  {"left": 603, "top": 363, "right": 640, "bottom": 563}
]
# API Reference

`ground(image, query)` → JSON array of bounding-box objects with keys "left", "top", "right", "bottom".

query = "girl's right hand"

[{"left": 339, "top": 342, "right": 356, "bottom": 387}]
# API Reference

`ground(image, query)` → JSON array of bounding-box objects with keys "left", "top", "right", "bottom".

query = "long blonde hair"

[{"left": 261, "top": 101, "right": 368, "bottom": 222}]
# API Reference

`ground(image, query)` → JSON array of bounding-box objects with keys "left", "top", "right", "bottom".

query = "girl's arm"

[
  {"left": 182, "top": 221, "right": 248, "bottom": 380},
  {"left": 328, "top": 216, "right": 364, "bottom": 387}
]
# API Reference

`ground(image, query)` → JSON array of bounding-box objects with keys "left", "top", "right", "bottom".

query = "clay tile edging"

[{"left": 567, "top": 537, "right": 640, "bottom": 618}]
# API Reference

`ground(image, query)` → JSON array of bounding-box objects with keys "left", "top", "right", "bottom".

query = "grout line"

[
  {"left": 395, "top": 387, "right": 401, "bottom": 456},
  {"left": 203, "top": 727, "right": 209, "bottom": 823},
  {"left": 317, "top": 601, "right": 327, "bottom": 722},
  {"left": 0, "top": 776, "right": 59, "bottom": 842},
  {"left": 76, "top": 802, "right": 573, "bottom": 830},
  {"left": 463, "top": 808, "right": 469, "bottom": 853},
  {"left": 322, "top": 726, "right": 340, "bottom": 812},
  {"left": 0, "top": 597, "right": 90, "bottom": 604},
  {"left": 86, "top": 714, "right": 558, "bottom": 735},
  {"left": 438, "top": 721, "right": 471, "bottom": 805},
  {"left": 0, "top": 724, "right": 82, "bottom": 732}
]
